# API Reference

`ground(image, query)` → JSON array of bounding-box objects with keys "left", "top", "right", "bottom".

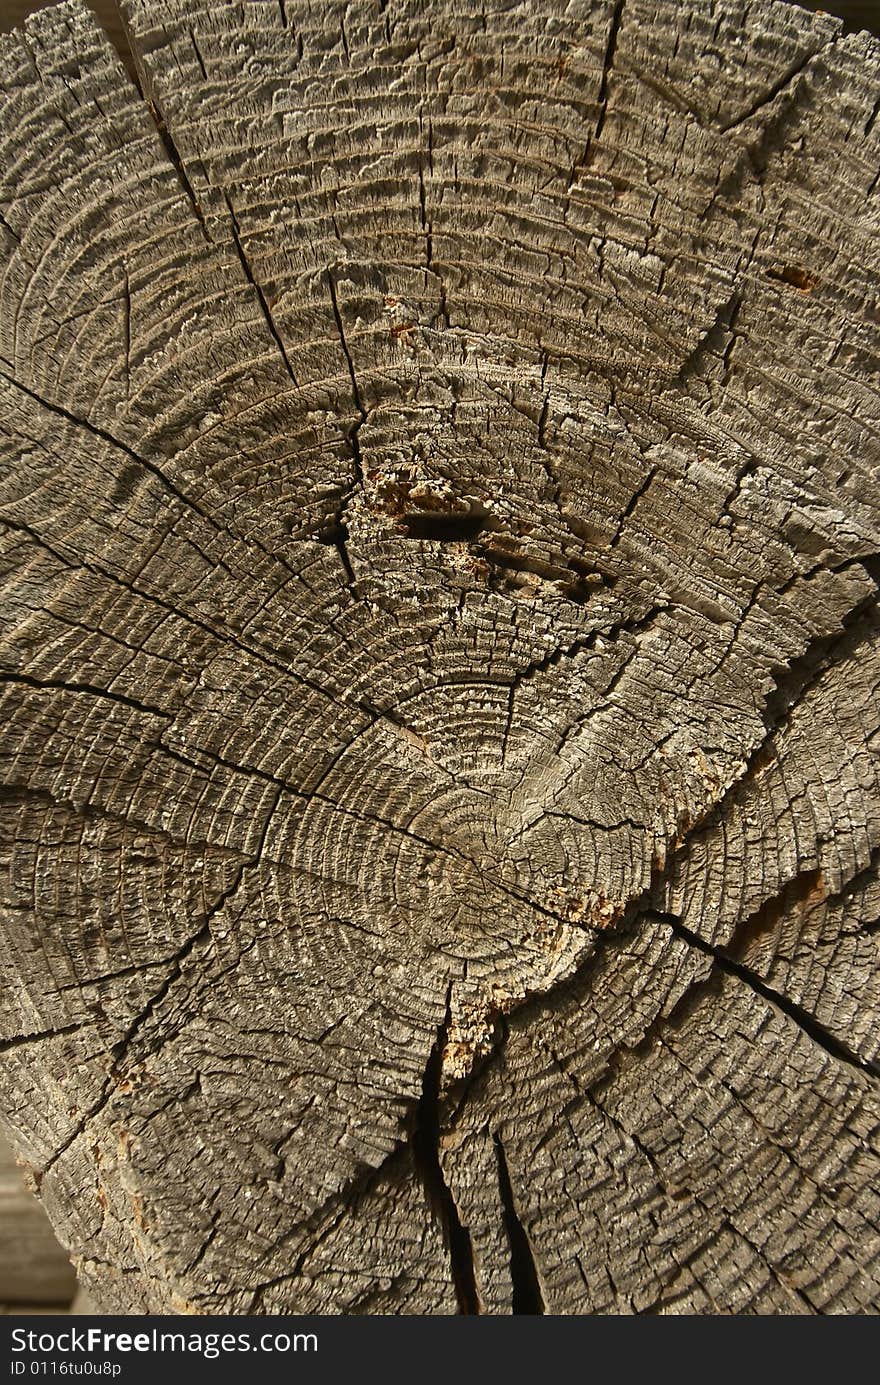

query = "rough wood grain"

[
  {"left": 0, "top": 0, "right": 878, "bottom": 1315},
  {"left": 0, "top": 2, "right": 131, "bottom": 70}
]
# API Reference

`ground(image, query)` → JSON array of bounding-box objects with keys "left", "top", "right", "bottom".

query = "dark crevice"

[
  {"left": 326, "top": 270, "right": 367, "bottom": 443},
  {"left": 57, "top": 955, "right": 195, "bottom": 995},
  {"left": 1, "top": 670, "right": 172, "bottom": 722},
  {"left": 189, "top": 28, "right": 208, "bottom": 81},
  {"left": 325, "top": 270, "right": 367, "bottom": 561},
  {"left": 121, "top": 269, "right": 131, "bottom": 396},
  {"left": 495, "top": 1136, "right": 545, "bottom": 1314},
  {"left": 38, "top": 790, "right": 281, "bottom": 1178},
  {"left": 2, "top": 517, "right": 348, "bottom": 721},
  {"left": 661, "top": 913, "right": 880, "bottom": 1079},
  {"left": 857, "top": 552, "right": 880, "bottom": 590},
  {"left": 428, "top": 597, "right": 879, "bottom": 1115},
  {"left": 417, "top": 154, "right": 432, "bottom": 272},
  {"left": 719, "top": 39, "right": 831, "bottom": 133},
  {"left": 536, "top": 391, "right": 550, "bottom": 450},
  {"left": 610, "top": 464, "right": 658, "bottom": 543},
  {"left": 145, "top": 99, "right": 208, "bottom": 235},
  {"left": 594, "top": 0, "right": 625, "bottom": 142},
  {"left": 9, "top": 482, "right": 355, "bottom": 704},
  {"left": 111, "top": 779, "right": 284, "bottom": 1064},
  {"left": 0, "top": 1020, "right": 84, "bottom": 1056},
  {"left": 411, "top": 993, "right": 480, "bottom": 1314},
  {"left": 224, "top": 193, "right": 298, "bottom": 386},
  {"left": 101, "top": 2, "right": 141, "bottom": 84},
  {"left": 509, "top": 603, "right": 667, "bottom": 694},
  {"left": 444, "top": 1015, "right": 510, "bottom": 1131},
  {"left": 724, "top": 866, "right": 824, "bottom": 956},
  {"left": 392, "top": 495, "right": 501, "bottom": 544},
  {"left": 675, "top": 294, "right": 742, "bottom": 391},
  {"left": 778, "top": 551, "right": 878, "bottom": 596},
  {"left": 713, "top": 76, "right": 818, "bottom": 204},
  {"left": 0, "top": 781, "right": 248, "bottom": 864},
  {"left": 0, "top": 209, "right": 20, "bottom": 243},
  {"left": 761, "top": 588, "right": 878, "bottom": 735},
  {"left": 248, "top": 1143, "right": 416, "bottom": 1308},
  {"left": 317, "top": 521, "right": 356, "bottom": 584},
  {"left": 477, "top": 541, "right": 612, "bottom": 604},
  {"left": 402, "top": 511, "right": 489, "bottom": 542},
  {"left": 766, "top": 264, "right": 820, "bottom": 293},
  {"left": 0, "top": 369, "right": 221, "bottom": 535},
  {"left": 105, "top": 927, "right": 211, "bottom": 1067}
]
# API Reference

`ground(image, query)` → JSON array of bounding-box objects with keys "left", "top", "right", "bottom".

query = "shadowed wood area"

[
  {"left": 0, "top": 1133, "right": 76, "bottom": 1307},
  {"left": 0, "top": 0, "right": 879, "bottom": 1315}
]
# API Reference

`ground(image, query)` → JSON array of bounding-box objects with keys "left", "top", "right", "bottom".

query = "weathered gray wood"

[
  {"left": 0, "top": 3, "right": 130, "bottom": 68},
  {"left": 0, "top": 0, "right": 878, "bottom": 1314}
]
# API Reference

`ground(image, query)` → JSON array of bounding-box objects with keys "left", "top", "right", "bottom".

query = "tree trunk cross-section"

[{"left": 0, "top": 0, "right": 878, "bottom": 1316}]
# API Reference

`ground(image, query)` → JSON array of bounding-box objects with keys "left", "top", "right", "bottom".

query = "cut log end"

[{"left": 0, "top": 0, "right": 878, "bottom": 1314}]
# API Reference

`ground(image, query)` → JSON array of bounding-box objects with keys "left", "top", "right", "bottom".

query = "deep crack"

[
  {"left": 411, "top": 990, "right": 480, "bottom": 1313},
  {"left": 662, "top": 914, "right": 880, "bottom": 1079},
  {"left": 495, "top": 1134, "right": 545, "bottom": 1314}
]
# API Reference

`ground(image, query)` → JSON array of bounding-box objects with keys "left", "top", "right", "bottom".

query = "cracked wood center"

[{"left": 1, "top": 0, "right": 879, "bottom": 1315}]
